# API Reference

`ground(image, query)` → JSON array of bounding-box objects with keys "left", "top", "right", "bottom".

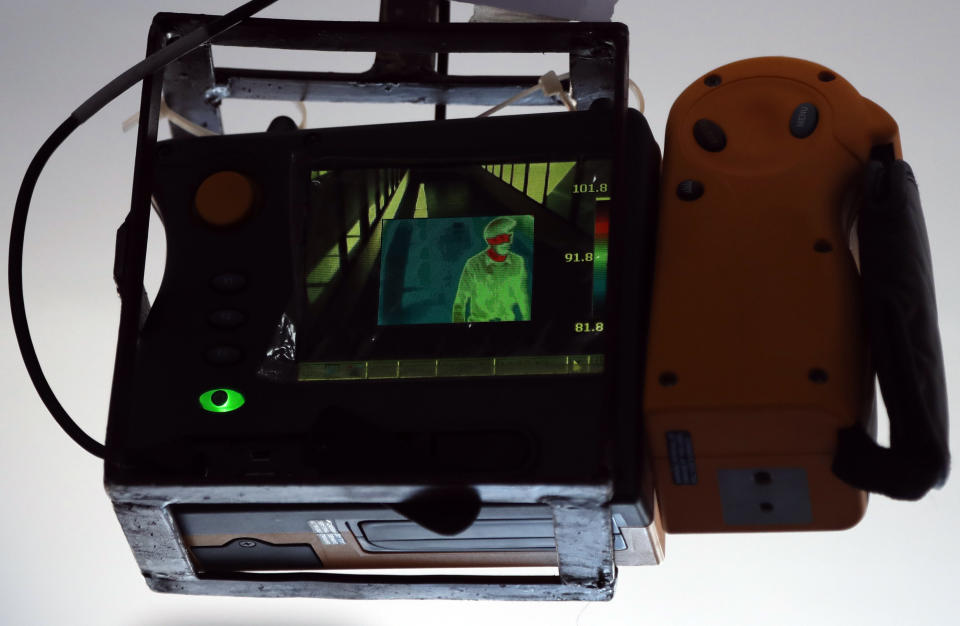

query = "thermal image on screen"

[
  {"left": 379, "top": 215, "right": 534, "bottom": 326},
  {"left": 297, "top": 160, "right": 612, "bottom": 381}
]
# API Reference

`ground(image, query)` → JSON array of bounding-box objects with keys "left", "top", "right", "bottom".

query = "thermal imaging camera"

[
  {"left": 10, "top": 0, "right": 948, "bottom": 605},
  {"left": 86, "top": 11, "right": 665, "bottom": 601},
  {"left": 108, "top": 108, "right": 661, "bottom": 599}
]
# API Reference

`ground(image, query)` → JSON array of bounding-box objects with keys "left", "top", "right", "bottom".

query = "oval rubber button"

[
  {"left": 195, "top": 171, "right": 256, "bottom": 226},
  {"left": 210, "top": 272, "right": 247, "bottom": 293},
  {"left": 205, "top": 345, "right": 243, "bottom": 365},
  {"left": 693, "top": 119, "right": 726, "bottom": 152},
  {"left": 208, "top": 309, "right": 246, "bottom": 329},
  {"left": 790, "top": 103, "right": 819, "bottom": 138}
]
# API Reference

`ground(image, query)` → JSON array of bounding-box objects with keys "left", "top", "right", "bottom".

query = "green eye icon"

[{"left": 199, "top": 388, "right": 245, "bottom": 413}]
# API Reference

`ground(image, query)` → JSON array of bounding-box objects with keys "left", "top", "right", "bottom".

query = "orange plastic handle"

[{"left": 645, "top": 57, "right": 900, "bottom": 533}]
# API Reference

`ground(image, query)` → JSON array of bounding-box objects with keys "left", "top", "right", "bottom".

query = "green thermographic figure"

[{"left": 452, "top": 216, "right": 531, "bottom": 322}]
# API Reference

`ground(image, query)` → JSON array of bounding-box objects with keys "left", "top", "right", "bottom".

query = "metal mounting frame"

[
  {"left": 107, "top": 4, "right": 631, "bottom": 601},
  {"left": 109, "top": 483, "right": 617, "bottom": 600},
  {"left": 156, "top": 3, "right": 623, "bottom": 137}
]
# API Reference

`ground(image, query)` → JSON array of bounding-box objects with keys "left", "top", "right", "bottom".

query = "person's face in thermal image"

[
  {"left": 491, "top": 232, "right": 512, "bottom": 256},
  {"left": 482, "top": 217, "right": 518, "bottom": 264}
]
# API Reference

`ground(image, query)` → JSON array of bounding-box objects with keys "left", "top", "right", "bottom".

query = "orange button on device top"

[{"left": 195, "top": 171, "right": 257, "bottom": 226}]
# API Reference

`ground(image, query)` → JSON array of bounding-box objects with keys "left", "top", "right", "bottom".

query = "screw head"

[
  {"left": 704, "top": 74, "right": 722, "bottom": 87},
  {"left": 238, "top": 540, "right": 257, "bottom": 548},
  {"left": 676, "top": 179, "right": 705, "bottom": 201},
  {"left": 659, "top": 371, "right": 678, "bottom": 387}
]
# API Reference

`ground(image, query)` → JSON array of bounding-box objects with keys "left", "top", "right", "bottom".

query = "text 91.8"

[{"left": 564, "top": 252, "right": 594, "bottom": 263}]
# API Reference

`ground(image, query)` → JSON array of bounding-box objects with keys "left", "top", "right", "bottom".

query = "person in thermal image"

[{"left": 452, "top": 216, "right": 531, "bottom": 322}]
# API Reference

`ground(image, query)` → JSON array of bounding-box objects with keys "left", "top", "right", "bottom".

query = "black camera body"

[{"left": 105, "top": 107, "right": 664, "bottom": 599}]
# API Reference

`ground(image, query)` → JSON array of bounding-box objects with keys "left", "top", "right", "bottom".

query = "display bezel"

[{"left": 289, "top": 154, "right": 614, "bottom": 382}]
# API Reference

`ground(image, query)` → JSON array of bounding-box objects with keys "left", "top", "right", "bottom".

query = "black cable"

[
  {"left": 9, "top": 0, "right": 278, "bottom": 459},
  {"left": 9, "top": 118, "right": 100, "bottom": 455}
]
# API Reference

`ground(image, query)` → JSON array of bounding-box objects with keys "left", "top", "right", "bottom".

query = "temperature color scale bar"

[{"left": 593, "top": 195, "right": 611, "bottom": 315}]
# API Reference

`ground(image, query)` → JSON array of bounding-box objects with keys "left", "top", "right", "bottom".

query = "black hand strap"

[{"left": 833, "top": 152, "right": 950, "bottom": 500}]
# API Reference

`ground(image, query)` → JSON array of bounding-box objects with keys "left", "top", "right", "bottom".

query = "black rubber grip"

[{"left": 832, "top": 155, "right": 950, "bottom": 500}]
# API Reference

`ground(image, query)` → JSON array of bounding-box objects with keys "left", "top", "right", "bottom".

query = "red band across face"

[
  {"left": 486, "top": 233, "right": 511, "bottom": 245},
  {"left": 486, "top": 248, "right": 507, "bottom": 262}
]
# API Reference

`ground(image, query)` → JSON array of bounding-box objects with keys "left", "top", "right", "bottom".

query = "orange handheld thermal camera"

[{"left": 644, "top": 57, "right": 949, "bottom": 533}]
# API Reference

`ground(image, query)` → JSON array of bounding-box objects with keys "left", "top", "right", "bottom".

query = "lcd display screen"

[
  {"left": 296, "top": 159, "right": 611, "bottom": 381},
  {"left": 379, "top": 215, "right": 534, "bottom": 326}
]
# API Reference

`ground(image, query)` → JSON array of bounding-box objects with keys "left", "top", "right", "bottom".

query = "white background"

[{"left": 1, "top": 1, "right": 958, "bottom": 624}]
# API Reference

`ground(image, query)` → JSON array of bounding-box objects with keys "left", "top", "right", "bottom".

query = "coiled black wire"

[{"left": 8, "top": 0, "right": 277, "bottom": 459}]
